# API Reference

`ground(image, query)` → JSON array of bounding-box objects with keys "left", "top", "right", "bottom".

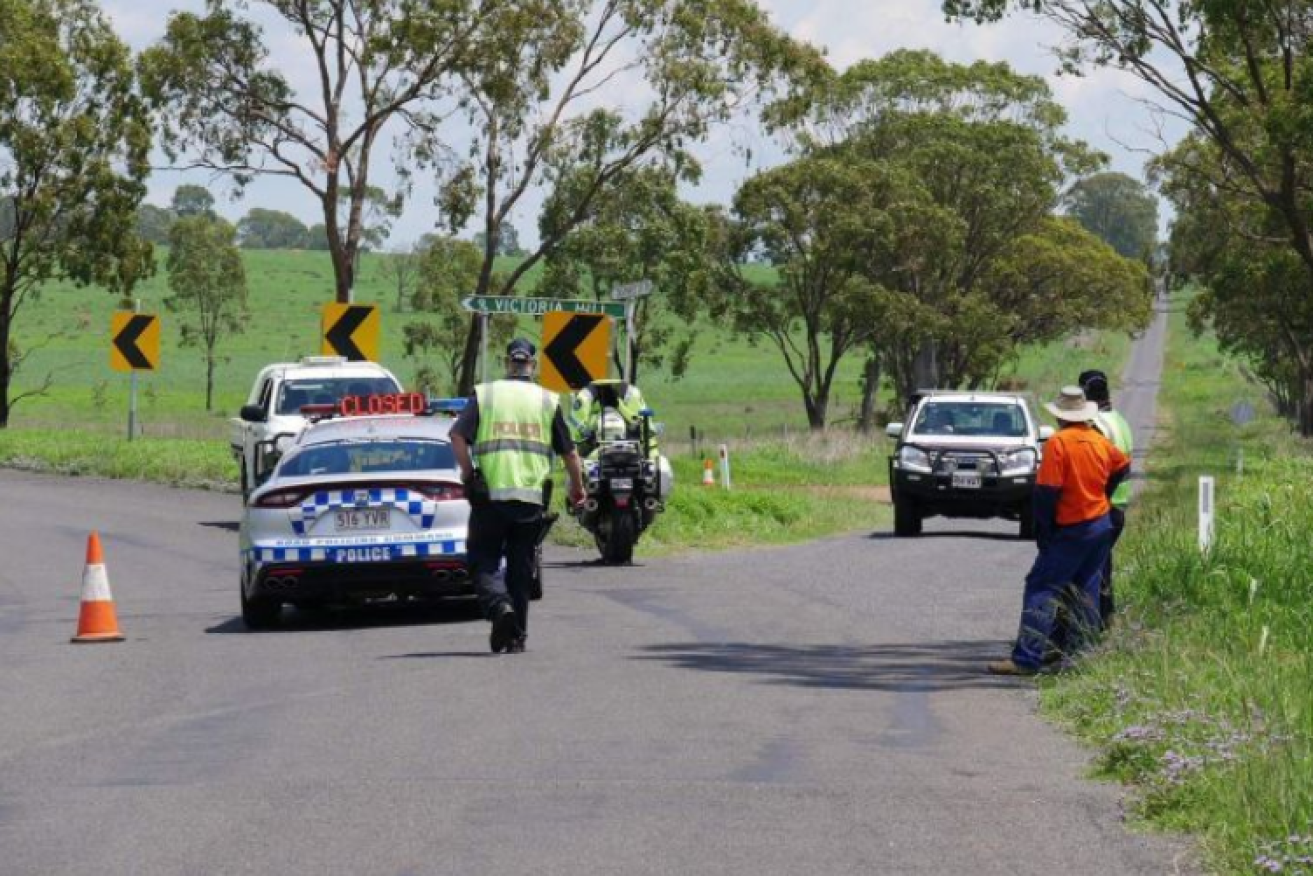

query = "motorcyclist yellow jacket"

[
  {"left": 473, "top": 380, "right": 559, "bottom": 505},
  {"left": 569, "top": 380, "right": 657, "bottom": 455}
]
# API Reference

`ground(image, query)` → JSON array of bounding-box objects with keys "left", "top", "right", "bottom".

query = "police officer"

[
  {"left": 568, "top": 379, "right": 658, "bottom": 457},
  {"left": 450, "top": 338, "right": 585, "bottom": 654},
  {"left": 1079, "top": 369, "right": 1134, "bottom": 625},
  {"left": 988, "top": 387, "right": 1131, "bottom": 676}
]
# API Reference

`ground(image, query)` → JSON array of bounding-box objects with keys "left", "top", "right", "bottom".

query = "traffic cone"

[
  {"left": 702, "top": 459, "right": 715, "bottom": 487},
  {"left": 71, "top": 532, "right": 124, "bottom": 644}
]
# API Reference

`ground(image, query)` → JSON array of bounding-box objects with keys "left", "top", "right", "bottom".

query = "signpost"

[
  {"left": 610, "top": 279, "right": 653, "bottom": 301},
  {"left": 110, "top": 308, "right": 160, "bottom": 441},
  {"left": 321, "top": 303, "right": 380, "bottom": 362},
  {"left": 610, "top": 281, "right": 654, "bottom": 381},
  {"left": 461, "top": 295, "right": 626, "bottom": 319}
]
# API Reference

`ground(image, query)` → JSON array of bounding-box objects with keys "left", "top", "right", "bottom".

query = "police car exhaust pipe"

[
  {"left": 584, "top": 498, "right": 600, "bottom": 513},
  {"left": 643, "top": 497, "right": 660, "bottom": 511},
  {"left": 431, "top": 569, "right": 451, "bottom": 582}
]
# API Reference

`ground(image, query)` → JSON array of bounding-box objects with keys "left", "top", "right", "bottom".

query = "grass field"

[
  {"left": 2, "top": 247, "right": 1136, "bottom": 555},
  {"left": 1038, "top": 291, "right": 1313, "bottom": 874}
]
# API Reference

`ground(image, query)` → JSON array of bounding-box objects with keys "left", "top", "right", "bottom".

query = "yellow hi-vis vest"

[
  {"left": 473, "top": 379, "right": 559, "bottom": 504},
  {"left": 1095, "top": 409, "right": 1135, "bottom": 508}
]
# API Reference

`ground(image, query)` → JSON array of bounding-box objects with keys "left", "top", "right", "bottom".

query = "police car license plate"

[
  {"left": 335, "top": 509, "right": 391, "bottom": 531},
  {"left": 952, "top": 471, "right": 982, "bottom": 489}
]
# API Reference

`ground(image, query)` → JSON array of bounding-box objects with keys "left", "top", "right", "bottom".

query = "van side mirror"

[
  {"left": 885, "top": 422, "right": 904, "bottom": 439},
  {"left": 1038, "top": 425, "right": 1055, "bottom": 441},
  {"left": 240, "top": 404, "right": 268, "bottom": 423}
]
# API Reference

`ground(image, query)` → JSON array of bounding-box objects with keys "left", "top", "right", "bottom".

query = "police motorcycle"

[{"left": 568, "top": 382, "right": 673, "bottom": 565}]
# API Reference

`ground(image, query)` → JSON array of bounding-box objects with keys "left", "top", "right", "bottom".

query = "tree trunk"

[
  {"left": 1300, "top": 371, "right": 1313, "bottom": 438},
  {"left": 205, "top": 353, "right": 215, "bottom": 412},
  {"left": 858, "top": 354, "right": 881, "bottom": 434},
  {"left": 913, "top": 340, "right": 939, "bottom": 391},
  {"left": 804, "top": 391, "right": 827, "bottom": 430},
  {"left": 0, "top": 299, "right": 12, "bottom": 428}
]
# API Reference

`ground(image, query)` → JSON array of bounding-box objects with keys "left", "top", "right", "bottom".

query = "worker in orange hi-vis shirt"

[{"left": 988, "top": 386, "right": 1131, "bottom": 676}]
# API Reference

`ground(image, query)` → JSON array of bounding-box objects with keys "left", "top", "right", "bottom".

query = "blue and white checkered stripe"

[
  {"left": 290, "top": 487, "right": 438, "bottom": 536},
  {"left": 249, "top": 538, "right": 465, "bottom": 563}
]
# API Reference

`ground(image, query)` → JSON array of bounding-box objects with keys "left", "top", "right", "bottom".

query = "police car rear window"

[
  {"left": 278, "top": 440, "right": 456, "bottom": 477},
  {"left": 277, "top": 377, "right": 400, "bottom": 414},
  {"left": 913, "top": 402, "right": 1028, "bottom": 437}
]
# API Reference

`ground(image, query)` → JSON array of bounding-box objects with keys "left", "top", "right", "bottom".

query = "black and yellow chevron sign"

[
  {"left": 110, "top": 312, "right": 160, "bottom": 372},
  {"left": 321, "top": 303, "right": 380, "bottom": 362}
]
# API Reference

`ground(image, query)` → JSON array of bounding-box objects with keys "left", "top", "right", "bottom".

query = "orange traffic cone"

[
  {"left": 702, "top": 459, "right": 715, "bottom": 487},
  {"left": 71, "top": 532, "right": 124, "bottom": 643}
]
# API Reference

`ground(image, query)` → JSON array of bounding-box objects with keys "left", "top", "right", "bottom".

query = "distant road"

[{"left": 0, "top": 307, "right": 1186, "bottom": 875}]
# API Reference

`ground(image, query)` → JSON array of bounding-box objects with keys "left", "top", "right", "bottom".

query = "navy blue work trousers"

[
  {"left": 1012, "top": 514, "right": 1113, "bottom": 670},
  {"left": 468, "top": 500, "right": 542, "bottom": 636}
]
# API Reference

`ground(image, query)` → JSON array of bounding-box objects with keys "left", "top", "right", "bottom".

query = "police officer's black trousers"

[
  {"left": 468, "top": 500, "right": 542, "bottom": 636},
  {"left": 1101, "top": 505, "right": 1126, "bottom": 624}
]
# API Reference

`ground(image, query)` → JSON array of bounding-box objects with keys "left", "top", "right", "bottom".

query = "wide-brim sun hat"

[{"left": 1045, "top": 385, "right": 1099, "bottom": 423}]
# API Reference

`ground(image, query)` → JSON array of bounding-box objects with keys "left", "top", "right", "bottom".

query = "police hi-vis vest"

[
  {"left": 473, "top": 379, "right": 559, "bottom": 504},
  {"left": 1094, "top": 409, "right": 1134, "bottom": 508}
]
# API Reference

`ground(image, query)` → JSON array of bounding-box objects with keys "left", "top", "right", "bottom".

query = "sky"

[{"left": 102, "top": 0, "right": 1183, "bottom": 248}]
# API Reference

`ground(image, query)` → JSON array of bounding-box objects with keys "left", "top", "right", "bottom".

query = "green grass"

[
  {"left": 1037, "top": 290, "right": 1313, "bottom": 874},
  {"left": 2, "top": 247, "right": 1137, "bottom": 555}
]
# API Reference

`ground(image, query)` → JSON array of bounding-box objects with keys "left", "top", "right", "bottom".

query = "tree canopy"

[
  {"left": 1064, "top": 171, "right": 1158, "bottom": 262},
  {"left": 0, "top": 0, "right": 151, "bottom": 426},
  {"left": 721, "top": 49, "right": 1149, "bottom": 426}
]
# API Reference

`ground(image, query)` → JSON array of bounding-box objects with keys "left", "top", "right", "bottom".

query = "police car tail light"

[
  {"left": 408, "top": 481, "right": 465, "bottom": 501},
  {"left": 254, "top": 488, "right": 310, "bottom": 508}
]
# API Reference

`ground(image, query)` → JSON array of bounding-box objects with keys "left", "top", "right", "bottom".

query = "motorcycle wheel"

[{"left": 597, "top": 507, "right": 636, "bottom": 565}]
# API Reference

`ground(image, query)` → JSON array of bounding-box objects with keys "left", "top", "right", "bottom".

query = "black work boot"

[{"left": 490, "top": 604, "right": 518, "bottom": 654}]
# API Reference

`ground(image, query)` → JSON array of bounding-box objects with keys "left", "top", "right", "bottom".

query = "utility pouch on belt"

[{"left": 465, "top": 469, "right": 491, "bottom": 507}]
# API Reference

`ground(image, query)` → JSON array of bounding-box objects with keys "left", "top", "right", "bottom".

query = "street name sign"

[
  {"left": 540, "top": 312, "right": 610, "bottom": 392},
  {"left": 322, "top": 303, "right": 380, "bottom": 362},
  {"left": 461, "top": 295, "right": 625, "bottom": 319},
  {"left": 110, "top": 312, "right": 160, "bottom": 372},
  {"left": 611, "top": 280, "right": 653, "bottom": 301}
]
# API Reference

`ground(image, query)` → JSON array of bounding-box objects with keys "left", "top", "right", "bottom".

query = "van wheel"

[{"left": 893, "top": 496, "right": 922, "bottom": 537}]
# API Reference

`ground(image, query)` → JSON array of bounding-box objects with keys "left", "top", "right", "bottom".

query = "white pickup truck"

[{"left": 230, "top": 356, "right": 404, "bottom": 497}]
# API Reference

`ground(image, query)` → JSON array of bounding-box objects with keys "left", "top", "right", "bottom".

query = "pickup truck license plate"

[
  {"left": 335, "top": 508, "right": 391, "bottom": 531},
  {"left": 951, "top": 471, "right": 982, "bottom": 489}
]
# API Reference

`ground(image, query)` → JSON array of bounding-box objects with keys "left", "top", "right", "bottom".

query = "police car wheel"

[{"left": 240, "top": 581, "right": 282, "bottom": 630}]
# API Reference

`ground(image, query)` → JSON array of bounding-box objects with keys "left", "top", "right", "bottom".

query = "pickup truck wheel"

[
  {"left": 893, "top": 495, "right": 922, "bottom": 537},
  {"left": 1019, "top": 508, "right": 1036, "bottom": 541}
]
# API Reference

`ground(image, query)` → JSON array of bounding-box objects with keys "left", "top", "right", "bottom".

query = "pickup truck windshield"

[
  {"left": 913, "top": 402, "right": 1028, "bottom": 438},
  {"left": 276, "top": 377, "right": 400, "bottom": 414},
  {"left": 278, "top": 439, "right": 455, "bottom": 477}
]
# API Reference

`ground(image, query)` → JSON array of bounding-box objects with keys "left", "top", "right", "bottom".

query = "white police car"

[{"left": 238, "top": 393, "right": 472, "bottom": 629}]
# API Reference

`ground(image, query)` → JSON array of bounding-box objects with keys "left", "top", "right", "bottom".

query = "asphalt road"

[{"left": 0, "top": 306, "right": 1186, "bottom": 875}]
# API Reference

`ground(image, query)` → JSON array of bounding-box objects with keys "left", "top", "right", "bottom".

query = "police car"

[{"left": 238, "top": 393, "right": 472, "bottom": 629}]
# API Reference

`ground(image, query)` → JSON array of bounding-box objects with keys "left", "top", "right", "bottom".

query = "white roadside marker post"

[
  {"left": 1199, "top": 475, "right": 1215, "bottom": 554},
  {"left": 719, "top": 443, "right": 732, "bottom": 490}
]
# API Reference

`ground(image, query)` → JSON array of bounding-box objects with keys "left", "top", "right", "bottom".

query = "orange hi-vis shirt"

[{"left": 1036, "top": 424, "right": 1132, "bottom": 526}]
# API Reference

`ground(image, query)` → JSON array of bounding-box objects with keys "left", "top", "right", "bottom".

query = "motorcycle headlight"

[
  {"left": 1000, "top": 448, "right": 1037, "bottom": 475},
  {"left": 896, "top": 445, "right": 932, "bottom": 473}
]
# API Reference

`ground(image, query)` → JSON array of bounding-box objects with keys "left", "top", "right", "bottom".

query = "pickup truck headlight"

[
  {"left": 1000, "top": 448, "right": 1037, "bottom": 476},
  {"left": 896, "top": 445, "right": 932, "bottom": 473}
]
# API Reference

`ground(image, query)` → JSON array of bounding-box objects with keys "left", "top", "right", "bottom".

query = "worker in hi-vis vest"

[
  {"left": 450, "top": 338, "right": 585, "bottom": 654},
  {"left": 1080, "top": 369, "right": 1134, "bottom": 626}
]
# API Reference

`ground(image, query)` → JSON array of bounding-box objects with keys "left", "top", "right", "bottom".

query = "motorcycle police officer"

[
  {"left": 568, "top": 379, "right": 659, "bottom": 458},
  {"left": 450, "top": 338, "right": 585, "bottom": 654}
]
